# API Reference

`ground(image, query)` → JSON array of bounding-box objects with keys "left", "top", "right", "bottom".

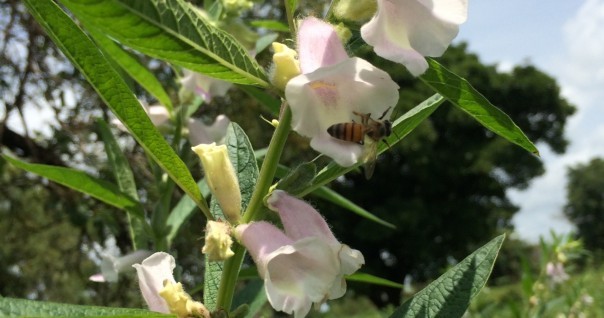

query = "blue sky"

[{"left": 456, "top": 0, "right": 604, "bottom": 242}]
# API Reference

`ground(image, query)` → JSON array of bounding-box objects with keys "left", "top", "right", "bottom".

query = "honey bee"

[{"left": 327, "top": 107, "right": 392, "bottom": 179}]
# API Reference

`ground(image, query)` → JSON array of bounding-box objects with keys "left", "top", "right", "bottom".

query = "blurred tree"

[
  {"left": 317, "top": 43, "right": 576, "bottom": 305},
  {"left": 564, "top": 157, "right": 604, "bottom": 251}
]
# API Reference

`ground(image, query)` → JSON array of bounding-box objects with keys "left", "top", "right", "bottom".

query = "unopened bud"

[
  {"left": 192, "top": 143, "right": 242, "bottom": 223},
  {"left": 334, "top": 0, "right": 377, "bottom": 22},
  {"left": 202, "top": 221, "right": 235, "bottom": 261},
  {"left": 270, "top": 42, "right": 301, "bottom": 91}
]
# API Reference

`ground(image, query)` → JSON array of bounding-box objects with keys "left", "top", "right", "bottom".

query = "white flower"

[
  {"left": 361, "top": 0, "right": 468, "bottom": 76},
  {"left": 235, "top": 190, "right": 364, "bottom": 317},
  {"left": 133, "top": 252, "right": 210, "bottom": 318},
  {"left": 180, "top": 69, "right": 233, "bottom": 103},
  {"left": 133, "top": 252, "right": 176, "bottom": 313},
  {"left": 545, "top": 261, "right": 569, "bottom": 284},
  {"left": 285, "top": 17, "right": 399, "bottom": 166},
  {"left": 89, "top": 250, "right": 152, "bottom": 283},
  {"left": 186, "top": 115, "right": 230, "bottom": 146}
]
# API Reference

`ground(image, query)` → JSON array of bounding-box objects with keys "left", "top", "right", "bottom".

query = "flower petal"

[
  {"left": 297, "top": 17, "right": 349, "bottom": 74},
  {"left": 147, "top": 105, "right": 171, "bottom": 127},
  {"left": 267, "top": 190, "right": 338, "bottom": 243},
  {"left": 285, "top": 57, "right": 398, "bottom": 166},
  {"left": 235, "top": 222, "right": 294, "bottom": 277},
  {"left": 187, "top": 115, "right": 230, "bottom": 146},
  {"left": 133, "top": 252, "right": 176, "bottom": 313},
  {"left": 96, "top": 250, "right": 152, "bottom": 283},
  {"left": 361, "top": 0, "right": 468, "bottom": 76},
  {"left": 264, "top": 237, "right": 340, "bottom": 318}
]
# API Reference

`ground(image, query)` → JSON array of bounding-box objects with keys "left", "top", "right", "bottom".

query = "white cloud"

[{"left": 510, "top": 0, "right": 604, "bottom": 242}]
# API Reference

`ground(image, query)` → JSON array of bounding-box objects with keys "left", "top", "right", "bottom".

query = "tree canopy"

[{"left": 564, "top": 157, "right": 604, "bottom": 251}]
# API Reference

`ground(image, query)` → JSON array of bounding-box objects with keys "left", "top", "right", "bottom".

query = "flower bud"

[
  {"left": 192, "top": 143, "right": 241, "bottom": 223},
  {"left": 270, "top": 42, "right": 301, "bottom": 91},
  {"left": 334, "top": 0, "right": 377, "bottom": 22},
  {"left": 202, "top": 221, "right": 235, "bottom": 261}
]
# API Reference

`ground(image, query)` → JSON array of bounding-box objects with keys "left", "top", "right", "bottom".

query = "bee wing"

[{"left": 362, "top": 139, "right": 379, "bottom": 179}]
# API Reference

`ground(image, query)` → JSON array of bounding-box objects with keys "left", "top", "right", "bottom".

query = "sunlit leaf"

[
  {"left": 23, "top": 0, "right": 207, "bottom": 217},
  {"left": 422, "top": 59, "right": 539, "bottom": 156},
  {"left": 89, "top": 28, "right": 174, "bottom": 112},
  {"left": 60, "top": 0, "right": 268, "bottom": 86}
]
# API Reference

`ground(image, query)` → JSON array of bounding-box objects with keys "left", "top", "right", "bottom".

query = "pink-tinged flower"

[
  {"left": 180, "top": 69, "right": 233, "bottom": 103},
  {"left": 545, "top": 261, "right": 569, "bottom": 284},
  {"left": 133, "top": 252, "right": 176, "bottom": 313},
  {"left": 186, "top": 115, "right": 230, "bottom": 146},
  {"left": 235, "top": 190, "right": 364, "bottom": 317},
  {"left": 361, "top": 0, "right": 468, "bottom": 76},
  {"left": 89, "top": 250, "right": 152, "bottom": 283},
  {"left": 285, "top": 17, "right": 399, "bottom": 167}
]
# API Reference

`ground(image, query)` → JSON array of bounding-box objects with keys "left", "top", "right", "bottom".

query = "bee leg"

[{"left": 378, "top": 107, "right": 392, "bottom": 120}]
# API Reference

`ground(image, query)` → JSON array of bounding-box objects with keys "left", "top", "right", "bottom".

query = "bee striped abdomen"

[{"left": 327, "top": 122, "right": 365, "bottom": 144}]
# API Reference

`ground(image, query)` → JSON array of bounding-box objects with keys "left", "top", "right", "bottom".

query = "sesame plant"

[{"left": 3, "top": 0, "right": 539, "bottom": 317}]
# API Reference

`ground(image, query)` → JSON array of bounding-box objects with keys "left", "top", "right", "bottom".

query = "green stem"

[
  {"left": 215, "top": 105, "right": 292, "bottom": 312},
  {"left": 284, "top": 0, "right": 297, "bottom": 36},
  {"left": 243, "top": 105, "right": 292, "bottom": 223}
]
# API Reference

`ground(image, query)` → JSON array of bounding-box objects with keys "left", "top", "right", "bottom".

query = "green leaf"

[
  {"left": 312, "top": 186, "right": 396, "bottom": 229},
  {"left": 88, "top": 28, "right": 174, "bottom": 112},
  {"left": 238, "top": 85, "right": 281, "bottom": 115},
  {"left": 60, "top": 0, "right": 268, "bottom": 86},
  {"left": 0, "top": 297, "right": 174, "bottom": 317},
  {"left": 165, "top": 180, "right": 210, "bottom": 248},
  {"left": 390, "top": 234, "right": 505, "bottom": 317},
  {"left": 286, "top": 0, "right": 299, "bottom": 13},
  {"left": 255, "top": 33, "right": 279, "bottom": 55},
  {"left": 23, "top": 0, "right": 207, "bottom": 218},
  {"left": 250, "top": 20, "right": 289, "bottom": 32},
  {"left": 97, "top": 119, "right": 148, "bottom": 249},
  {"left": 298, "top": 94, "right": 445, "bottom": 197},
  {"left": 347, "top": 272, "right": 405, "bottom": 289},
  {"left": 204, "top": 259, "right": 224, "bottom": 311},
  {"left": 276, "top": 162, "right": 316, "bottom": 195},
  {"left": 232, "top": 280, "right": 267, "bottom": 318},
  {"left": 421, "top": 59, "right": 539, "bottom": 156},
  {"left": 4, "top": 155, "right": 145, "bottom": 220},
  {"left": 226, "top": 123, "right": 260, "bottom": 212}
]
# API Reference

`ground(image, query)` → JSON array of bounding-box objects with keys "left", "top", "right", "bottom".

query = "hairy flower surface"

[
  {"left": 361, "top": 0, "right": 468, "bottom": 76},
  {"left": 285, "top": 17, "right": 399, "bottom": 166},
  {"left": 236, "top": 190, "right": 364, "bottom": 317},
  {"left": 202, "top": 220, "right": 235, "bottom": 261}
]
